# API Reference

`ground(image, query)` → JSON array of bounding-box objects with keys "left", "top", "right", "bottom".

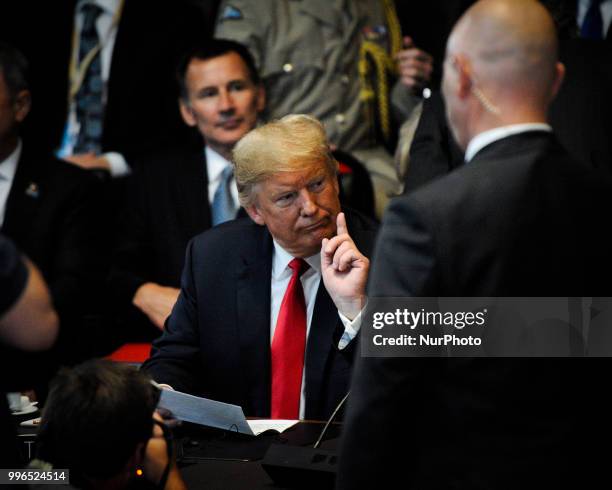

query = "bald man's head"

[{"left": 442, "top": 0, "right": 564, "bottom": 149}]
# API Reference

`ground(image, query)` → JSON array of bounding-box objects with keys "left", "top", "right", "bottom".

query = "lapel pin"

[{"left": 25, "top": 182, "right": 39, "bottom": 198}]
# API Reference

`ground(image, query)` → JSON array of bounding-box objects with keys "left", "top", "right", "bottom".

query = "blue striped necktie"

[
  {"left": 74, "top": 3, "right": 104, "bottom": 154},
  {"left": 211, "top": 165, "right": 236, "bottom": 225}
]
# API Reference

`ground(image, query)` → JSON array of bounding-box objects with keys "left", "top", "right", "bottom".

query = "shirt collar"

[
  {"left": 205, "top": 146, "right": 233, "bottom": 183},
  {"left": 465, "top": 123, "right": 552, "bottom": 162},
  {"left": 272, "top": 240, "right": 321, "bottom": 280},
  {"left": 0, "top": 140, "right": 22, "bottom": 184}
]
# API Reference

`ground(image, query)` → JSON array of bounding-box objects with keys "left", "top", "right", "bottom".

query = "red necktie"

[{"left": 271, "top": 258, "right": 309, "bottom": 419}]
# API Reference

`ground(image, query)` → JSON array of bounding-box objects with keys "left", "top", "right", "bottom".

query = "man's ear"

[
  {"left": 179, "top": 99, "right": 197, "bottom": 127},
  {"left": 550, "top": 61, "right": 565, "bottom": 101},
  {"left": 454, "top": 55, "right": 473, "bottom": 100},
  {"left": 245, "top": 203, "right": 265, "bottom": 226},
  {"left": 14, "top": 90, "right": 31, "bottom": 123}
]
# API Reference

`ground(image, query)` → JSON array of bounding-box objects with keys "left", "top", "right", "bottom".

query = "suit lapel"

[
  {"left": 304, "top": 282, "right": 340, "bottom": 418},
  {"left": 236, "top": 225, "right": 273, "bottom": 416},
  {"left": 2, "top": 149, "right": 43, "bottom": 238}
]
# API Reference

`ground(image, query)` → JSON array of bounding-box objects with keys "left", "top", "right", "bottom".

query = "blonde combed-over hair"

[{"left": 232, "top": 114, "right": 338, "bottom": 207}]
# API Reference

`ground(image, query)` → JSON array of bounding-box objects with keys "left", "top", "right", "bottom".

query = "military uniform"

[{"left": 215, "top": 0, "right": 420, "bottom": 216}]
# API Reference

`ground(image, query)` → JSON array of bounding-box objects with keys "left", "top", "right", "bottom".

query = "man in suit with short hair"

[
  {"left": 338, "top": 0, "right": 612, "bottom": 488},
  {"left": 0, "top": 42, "right": 106, "bottom": 358},
  {"left": 109, "top": 40, "right": 264, "bottom": 338},
  {"left": 143, "top": 115, "right": 377, "bottom": 420},
  {"left": 401, "top": 0, "right": 612, "bottom": 194}
]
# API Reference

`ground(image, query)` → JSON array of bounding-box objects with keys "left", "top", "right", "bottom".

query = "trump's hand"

[{"left": 321, "top": 212, "right": 369, "bottom": 320}]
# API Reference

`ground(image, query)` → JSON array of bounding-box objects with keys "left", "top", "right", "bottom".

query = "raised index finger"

[{"left": 336, "top": 212, "right": 348, "bottom": 236}]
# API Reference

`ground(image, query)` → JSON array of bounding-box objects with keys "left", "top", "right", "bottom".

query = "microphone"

[
  {"left": 313, "top": 391, "right": 349, "bottom": 449},
  {"left": 261, "top": 392, "right": 350, "bottom": 488}
]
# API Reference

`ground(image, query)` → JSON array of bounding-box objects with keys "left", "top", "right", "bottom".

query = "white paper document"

[
  {"left": 246, "top": 419, "right": 299, "bottom": 436},
  {"left": 157, "top": 388, "right": 298, "bottom": 436}
]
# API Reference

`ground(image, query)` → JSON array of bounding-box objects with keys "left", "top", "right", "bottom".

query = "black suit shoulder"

[
  {"left": 191, "top": 216, "right": 263, "bottom": 244},
  {"left": 378, "top": 132, "right": 612, "bottom": 296},
  {"left": 404, "top": 132, "right": 579, "bottom": 225},
  {"left": 23, "top": 152, "right": 100, "bottom": 189},
  {"left": 186, "top": 217, "right": 271, "bottom": 273},
  {"left": 6, "top": 148, "right": 105, "bottom": 248}
]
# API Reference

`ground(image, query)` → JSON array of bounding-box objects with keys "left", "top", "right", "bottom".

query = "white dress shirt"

[
  {"left": 205, "top": 146, "right": 240, "bottom": 209},
  {"left": 0, "top": 141, "right": 22, "bottom": 227},
  {"left": 465, "top": 123, "right": 553, "bottom": 163},
  {"left": 578, "top": 0, "right": 612, "bottom": 37},
  {"left": 270, "top": 241, "right": 361, "bottom": 419},
  {"left": 58, "top": 0, "right": 129, "bottom": 177}
]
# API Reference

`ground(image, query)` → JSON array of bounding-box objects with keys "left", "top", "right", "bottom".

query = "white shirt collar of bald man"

[{"left": 465, "top": 123, "right": 552, "bottom": 163}]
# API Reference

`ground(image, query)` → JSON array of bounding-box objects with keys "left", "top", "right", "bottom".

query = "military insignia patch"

[
  {"left": 363, "top": 25, "right": 388, "bottom": 41},
  {"left": 221, "top": 5, "right": 243, "bottom": 20}
]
